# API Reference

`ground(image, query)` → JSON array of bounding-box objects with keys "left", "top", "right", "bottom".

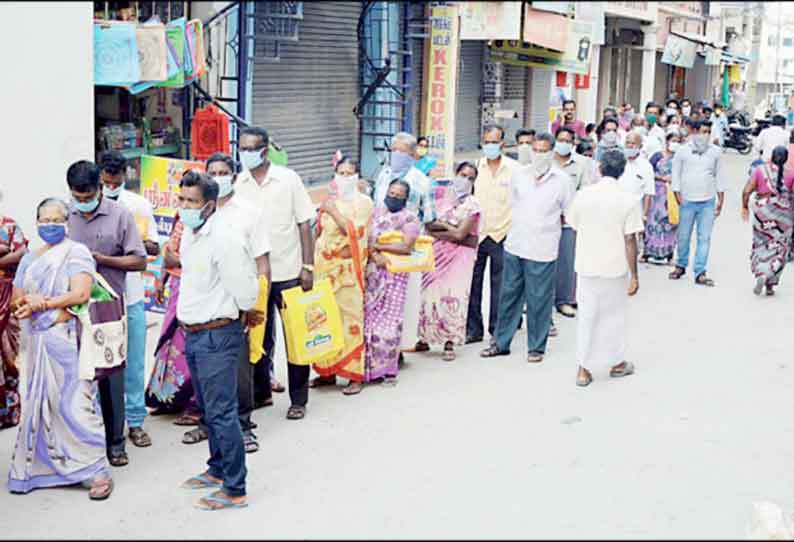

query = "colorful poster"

[
  {"left": 422, "top": 4, "right": 460, "bottom": 179},
  {"left": 490, "top": 40, "right": 590, "bottom": 75},
  {"left": 575, "top": 1, "right": 605, "bottom": 45},
  {"left": 661, "top": 35, "right": 697, "bottom": 69},
  {"left": 522, "top": 6, "right": 568, "bottom": 52},
  {"left": 459, "top": 1, "right": 521, "bottom": 41},
  {"left": 140, "top": 155, "right": 204, "bottom": 312},
  {"left": 562, "top": 18, "right": 594, "bottom": 73}
]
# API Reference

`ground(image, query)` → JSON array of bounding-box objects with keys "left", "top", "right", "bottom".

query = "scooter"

[{"left": 723, "top": 124, "right": 753, "bottom": 154}]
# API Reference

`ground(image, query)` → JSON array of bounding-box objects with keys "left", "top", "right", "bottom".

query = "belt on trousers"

[{"left": 179, "top": 318, "right": 236, "bottom": 333}]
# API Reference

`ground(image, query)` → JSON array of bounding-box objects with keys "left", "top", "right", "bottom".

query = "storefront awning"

[
  {"left": 721, "top": 51, "right": 751, "bottom": 65},
  {"left": 670, "top": 30, "right": 726, "bottom": 49}
]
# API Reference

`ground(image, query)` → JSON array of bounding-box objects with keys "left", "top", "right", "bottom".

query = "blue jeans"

[
  {"left": 676, "top": 198, "right": 716, "bottom": 277},
  {"left": 185, "top": 320, "right": 247, "bottom": 497},
  {"left": 124, "top": 301, "right": 147, "bottom": 428},
  {"left": 494, "top": 252, "right": 556, "bottom": 354}
]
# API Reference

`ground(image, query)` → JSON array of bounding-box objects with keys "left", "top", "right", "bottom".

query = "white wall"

[{"left": 0, "top": 2, "right": 94, "bottom": 244}]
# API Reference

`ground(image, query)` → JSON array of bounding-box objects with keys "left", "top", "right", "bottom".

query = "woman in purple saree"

[{"left": 8, "top": 198, "right": 112, "bottom": 500}]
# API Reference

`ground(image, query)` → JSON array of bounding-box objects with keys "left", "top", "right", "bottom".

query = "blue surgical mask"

[
  {"left": 73, "top": 196, "right": 99, "bottom": 214},
  {"left": 390, "top": 151, "right": 415, "bottom": 176},
  {"left": 180, "top": 204, "right": 208, "bottom": 229},
  {"left": 213, "top": 175, "right": 234, "bottom": 199},
  {"left": 103, "top": 183, "right": 124, "bottom": 199},
  {"left": 384, "top": 195, "right": 407, "bottom": 213},
  {"left": 37, "top": 223, "right": 67, "bottom": 245},
  {"left": 624, "top": 147, "right": 641, "bottom": 159},
  {"left": 482, "top": 143, "right": 501, "bottom": 160},
  {"left": 239, "top": 148, "right": 265, "bottom": 171},
  {"left": 555, "top": 142, "right": 573, "bottom": 156}
]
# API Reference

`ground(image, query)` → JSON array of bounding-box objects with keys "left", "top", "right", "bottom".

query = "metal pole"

[{"left": 777, "top": 1, "right": 783, "bottom": 96}]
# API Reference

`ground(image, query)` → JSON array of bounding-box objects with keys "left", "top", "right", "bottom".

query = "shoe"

[
  {"left": 465, "top": 335, "right": 483, "bottom": 345},
  {"left": 557, "top": 304, "right": 577, "bottom": 318},
  {"left": 527, "top": 352, "right": 544, "bottom": 363},
  {"left": 254, "top": 397, "right": 274, "bottom": 410}
]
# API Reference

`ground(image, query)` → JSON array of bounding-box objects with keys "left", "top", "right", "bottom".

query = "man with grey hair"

[
  {"left": 565, "top": 149, "right": 643, "bottom": 387},
  {"left": 372, "top": 131, "right": 436, "bottom": 355},
  {"left": 480, "top": 132, "right": 572, "bottom": 364}
]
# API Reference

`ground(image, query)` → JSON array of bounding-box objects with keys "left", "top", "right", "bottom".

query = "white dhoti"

[
  {"left": 576, "top": 274, "right": 628, "bottom": 372},
  {"left": 400, "top": 272, "right": 421, "bottom": 349}
]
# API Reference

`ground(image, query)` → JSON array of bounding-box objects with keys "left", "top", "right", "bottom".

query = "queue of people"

[{"left": 3, "top": 93, "right": 791, "bottom": 510}]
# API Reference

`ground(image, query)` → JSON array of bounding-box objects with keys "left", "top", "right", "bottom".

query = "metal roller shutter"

[
  {"left": 455, "top": 41, "right": 483, "bottom": 152},
  {"left": 502, "top": 64, "right": 528, "bottom": 144},
  {"left": 529, "top": 67, "right": 553, "bottom": 133},
  {"left": 251, "top": 2, "right": 361, "bottom": 186}
]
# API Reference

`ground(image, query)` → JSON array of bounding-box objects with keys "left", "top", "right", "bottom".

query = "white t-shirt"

[
  {"left": 618, "top": 157, "right": 655, "bottom": 200},
  {"left": 117, "top": 190, "right": 158, "bottom": 305}
]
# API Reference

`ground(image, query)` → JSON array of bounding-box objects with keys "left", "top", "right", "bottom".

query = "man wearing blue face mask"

[
  {"left": 99, "top": 151, "right": 160, "bottom": 452},
  {"left": 67, "top": 160, "right": 147, "bottom": 468}
]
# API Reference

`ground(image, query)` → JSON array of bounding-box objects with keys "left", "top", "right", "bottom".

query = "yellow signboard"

[{"left": 422, "top": 3, "right": 460, "bottom": 178}]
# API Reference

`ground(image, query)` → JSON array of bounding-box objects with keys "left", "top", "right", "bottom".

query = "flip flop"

[
  {"left": 694, "top": 273, "right": 715, "bottom": 287},
  {"left": 576, "top": 370, "right": 593, "bottom": 387},
  {"left": 527, "top": 352, "right": 544, "bottom": 363},
  {"left": 88, "top": 477, "right": 114, "bottom": 501},
  {"left": 609, "top": 361, "right": 635, "bottom": 378},
  {"left": 480, "top": 345, "right": 509, "bottom": 358},
  {"left": 182, "top": 472, "right": 223, "bottom": 490},
  {"left": 195, "top": 491, "right": 248, "bottom": 511}
]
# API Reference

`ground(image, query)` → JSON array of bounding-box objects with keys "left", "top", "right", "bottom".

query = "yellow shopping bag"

[
  {"left": 279, "top": 278, "right": 344, "bottom": 366},
  {"left": 667, "top": 187, "right": 680, "bottom": 225},
  {"left": 248, "top": 275, "right": 269, "bottom": 364},
  {"left": 376, "top": 231, "right": 435, "bottom": 273}
]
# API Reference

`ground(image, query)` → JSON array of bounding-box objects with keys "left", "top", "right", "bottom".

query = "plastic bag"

[
  {"left": 376, "top": 231, "right": 435, "bottom": 273},
  {"left": 248, "top": 276, "right": 269, "bottom": 364},
  {"left": 747, "top": 501, "right": 794, "bottom": 539},
  {"left": 667, "top": 187, "right": 680, "bottom": 225},
  {"left": 279, "top": 278, "right": 344, "bottom": 366}
]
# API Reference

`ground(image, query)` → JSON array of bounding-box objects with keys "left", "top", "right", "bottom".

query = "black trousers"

[
  {"left": 252, "top": 278, "right": 310, "bottom": 407},
  {"left": 466, "top": 237, "right": 505, "bottom": 340},
  {"left": 198, "top": 335, "right": 255, "bottom": 433},
  {"left": 97, "top": 369, "right": 126, "bottom": 457}
]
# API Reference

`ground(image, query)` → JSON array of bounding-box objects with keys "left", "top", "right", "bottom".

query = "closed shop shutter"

[
  {"left": 455, "top": 41, "right": 483, "bottom": 152},
  {"left": 529, "top": 67, "right": 553, "bottom": 133},
  {"left": 251, "top": 2, "right": 361, "bottom": 186},
  {"left": 502, "top": 64, "right": 528, "bottom": 143}
]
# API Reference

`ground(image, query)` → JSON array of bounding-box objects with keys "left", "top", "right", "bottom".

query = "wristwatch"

[{"left": 302, "top": 264, "right": 314, "bottom": 272}]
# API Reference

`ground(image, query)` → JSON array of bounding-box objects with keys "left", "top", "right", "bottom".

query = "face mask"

[
  {"left": 624, "top": 147, "right": 640, "bottom": 159},
  {"left": 334, "top": 173, "right": 359, "bottom": 199},
  {"left": 37, "top": 223, "right": 67, "bottom": 245},
  {"left": 646, "top": 114, "right": 658, "bottom": 125},
  {"left": 517, "top": 144, "right": 532, "bottom": 165},
  {"left": 73, "top": 196, "right": 99, "bottom": 214},
  {"left": 180, "top": 204, "right": 208, "bottom": 229},
  {"left": 213, "top": 175, "right": 234, "bottom": 199},
  {"left": 103, "top": 183, "right": 124, "bottom": 199},
  {"left": 693, "top": 134, "right": 709, "bottom": 151},
  {"left": 668, "top": 142, "right": 680, "bottom": 153},
  {"left": 416, "top": 147, "right": 428, "bottom": 157},
  {"left": 622, "top": 111, "right": 635, "bottom": 121},
  {"left": 632, "top": 126, "right": 648, "bottom": 137},
  {"left": 555, "top": 141, "right": 573, "bottom": 156},
  {"left": 384, "top": 195, "right": 407, "bottom": 213},
  {"left": 602, "top": 131, "right": 618, "bottom": 146},
  {"left": 390, "top": 151, "right": 415, "bottom": 176},
  {"left": 666, "top": 108, "right": 677, "bottom": 116},
  {"left": 531, "top": 151, "right": 553, "bottom": 177},
  {"left": 682, "top": 106, "right": 692, "bottom": 116},
  {"left": 482, "top": 143, "right": 502, "bottom": 160},
  {"left": 239, "top": 148, "right": 265, "bottom": 170},
  {"left": 453, "top": 176, "right": 473, "bottom": 197}
]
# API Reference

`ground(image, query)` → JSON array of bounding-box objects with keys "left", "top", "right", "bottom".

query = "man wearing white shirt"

[
  {"left": 176, "top": 170, "right": 258, "bottom": 510},
  {"left": 645, "top": 102, "right": 666, "bottom": 158},
  {"left": 99, "top": 151, "right": 160, "bottom": 450},
  {"left": 480, "top": 133, "right": 572, "bottom": 364},
  {"left": 618, "top": 132, "right": 655, "bottom": 218},
  {"left": 565, "top": 149, "right": 643, "bottom": 387},
  {"left": 755, "top": 114, "right": 790, "bottom": 161},
  {"left": 235, "top": 126, "right": 316, "bottom": 421}
]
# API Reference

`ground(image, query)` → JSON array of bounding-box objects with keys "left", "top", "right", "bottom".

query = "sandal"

[
  {"left": 182, "top": 471, "right": 223, "bottom": 490},
  {"left": 548, "top": 324, "right": 558, "bottom": 337},
  {"left": 442, "top": 342, "right": 456, "bottom": 362},
  {"left": 753, "top": 276, "right": 765, "bottom": 296},
  {"left": 342, "top": 381, "right": 363, "bottom": 395},
  {"left": 271, "top": 379, "right": 286, "bottom": 393},
  {"left": 309, "top": 375, "right": 336, "bottom": 388},
  {"left": 182, "top": 426, "right": 209, "bottom": 445},
  {"left": 576, "top": 367, "right": 593, "bottom": 387},
  {"left": 694, "top": 273, "right": 715, "bottom": 287},
  {"left": 609, "top": 361, "right": 635, "bottom": 378},
  {"left": 414, "top": 341, "right": 431, "bottom": 353},
  {"left": 480, "top": 345, "right": 509, "bottom": 358},
  {"left": 108, "top": 451, "right": 128, "bottom": 467},
  {"left": 668, "top": 266, "right": 686, "bottom": 280},
  {"left": 88, "top": 477, "right": 114, "bottom": 500},
  {"left": 128, "top": 427, "right": 152, "bottom": 448},
  {"left": 243, "top": 432, "right": 259, "bottom": 454},
  {"left": 286, "top": 405, "right": 306, "bottom": 420},
  {"left": 557, "top": 304, "right": 577, "bottom": 318},
  {"left": 195, "top": 490, "right": 248, "bottom": 511},
  {"left": 174, "top": 412, "right": 201, "bottom": 426},
  {"left": 382, "top": 375, "right": 398, "bottom": 387},
  {"left": 527, "top": 352, "right": 544, "bottom": 363},
  {"left": 766, "top": 286, "right": 776, "bottom": 296}
]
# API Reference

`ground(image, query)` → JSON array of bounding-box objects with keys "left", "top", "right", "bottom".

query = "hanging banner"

[
  {"left": 523, "top": 6, "right": 568, "bottom": 52},
  {"left": 490, "top": 40, "right": 590, "bottom": 75},
  {"left": 459, "top": 1, "right": 521, "bottom": 41},
  {"left": 563, "top": 18, "right": 594, "bottom": 70},
  {"left": 575, "top": 1, "right": 605, "bottom": 45},
  {"left": 422, "top": 3, "right": 460, "bottom": 178},
  {"left": 661, "top": 34, "right": 697, "bottom": 69},
  {"left": 705, "top": 46, "right": 722, "bottom": 66}
]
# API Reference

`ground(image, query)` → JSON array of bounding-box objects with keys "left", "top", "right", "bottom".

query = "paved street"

[{"left": 3, "top": 151, "right": 794, "bottom": 538}]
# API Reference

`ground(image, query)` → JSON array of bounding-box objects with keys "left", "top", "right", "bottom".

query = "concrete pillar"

[
  {"left": 641, "top": 24, "right": 659, "bottom": 108},
  {"left": 598, "top": 45, "right": 612, "bottom": 113},
  {"left": 575, "top": 44, "right": 600, "bottom": 124}
]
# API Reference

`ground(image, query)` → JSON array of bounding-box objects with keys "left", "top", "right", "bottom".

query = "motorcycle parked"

[{"left": 723, "top": 124, "right": 753, "bottom": 154}]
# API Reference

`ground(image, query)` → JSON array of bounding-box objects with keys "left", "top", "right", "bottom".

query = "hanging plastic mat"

[
  {"left": 162, "top": 17, "right": 186, "bottom": 88},
  {"left": 94, "top": 22, "right": 141, "bottom": 86},
  {"left": 135, "top": 24, "right": 167, "bottom": 81},
  {"left": 185, "top": 19, "right": 206, "bottom": 81}
]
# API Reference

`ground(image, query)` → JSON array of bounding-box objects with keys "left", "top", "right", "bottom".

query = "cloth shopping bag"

[
  {"left": 666, "top": 187, "right": 680, "bottom": 225},
  {"left": 279, "top": 279, "right": 344, "bottom": 366},
  {"left": 376, "top": 231, "right": 436, "bottom": 273},
  {"left": 248, "top": 276, "right": 269, "bottom": 364}
]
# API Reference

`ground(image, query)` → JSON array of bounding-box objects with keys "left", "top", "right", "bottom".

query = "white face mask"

[
  {"left": 668, "top": 142, "right": 680, "bottom": 153},
  {"left": 682, "top": 106, "right": 692, "bottom": 116},
  {"left": 334, "top": 173, "right": 359, "bottom": 200},
  {"left": 531, "top": 151, "right": 553, "bottom": 177},
  {"left": 632, "top": 126, "right": 648, "bottom": 137},
  {"left": 453, "top": 176, "right": 473, "bottom": 197},
  {"left": 517, "top": 144, "right": 532, "bottom": 165},
  {"left": 213, "top": 175, "right": 234, "bottom": 199}
]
